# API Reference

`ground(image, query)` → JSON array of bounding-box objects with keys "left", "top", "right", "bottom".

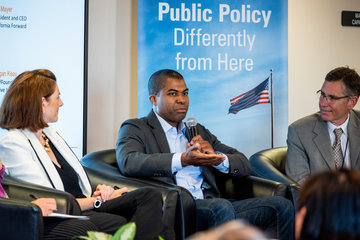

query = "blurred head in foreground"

[
  {"left": 296, "top": 168, "right": 360, "bottom": 240},
  {"left": 189, "top": 220, "right": 266, "bottom": 240}
]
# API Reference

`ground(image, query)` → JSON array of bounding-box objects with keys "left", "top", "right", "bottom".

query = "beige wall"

[
  {"left": 289, "top": 0, "right": 360, "bottom": 122},
  {"left": 87, "top": 0, "right": 138, "bottom": 152},
  {"left": 87, "top": 0, "right": 360, "bottom": 154}
]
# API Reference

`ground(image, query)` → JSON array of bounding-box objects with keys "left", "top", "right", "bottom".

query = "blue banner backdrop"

[{"left": 138, "top": 0, "right": 288, "bottom": 157}]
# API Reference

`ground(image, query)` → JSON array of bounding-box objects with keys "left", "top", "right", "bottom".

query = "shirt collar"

[
  {"left": 153, "top": 108, "right": 185, "bottom": 134},
  {"left": 327, "top": 114, "right": 350, "bottom": 137}
]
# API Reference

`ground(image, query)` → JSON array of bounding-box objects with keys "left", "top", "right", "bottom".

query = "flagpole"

[{"left": 270, "top": 69, "right": 274, "bottom": 148}]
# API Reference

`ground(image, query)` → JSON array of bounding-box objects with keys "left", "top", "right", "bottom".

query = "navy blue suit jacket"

[{"left": 116, "top": 110, "right": 250, "bottom": 197}]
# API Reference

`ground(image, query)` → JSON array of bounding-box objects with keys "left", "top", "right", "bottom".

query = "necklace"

[{"left": 42, "top": 133, "right": 50, "bottom": 152}]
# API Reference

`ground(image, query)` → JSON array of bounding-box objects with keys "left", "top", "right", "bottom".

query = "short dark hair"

[
  {"left": 148, "top": 69, "right": 184, "bottom": 95},
  {"left": 298, "top": 169, "right": 360, "bottom": 240},
  {"left": 0, "top": 69, "right": 57, "bottom": 132},
  {"left": 325, "top": 66, "right": 360, "bottom": 97}
]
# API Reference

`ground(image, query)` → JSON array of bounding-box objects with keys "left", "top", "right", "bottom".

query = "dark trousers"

[
  {"left": 83, "top": 187, "right": 175, "bottom": 240},
  {"left": 43, "top": 218, "right": 99, "bottom": 240},
  {"left": 196, "top": 196, "right": 295, "bottom": 240}
]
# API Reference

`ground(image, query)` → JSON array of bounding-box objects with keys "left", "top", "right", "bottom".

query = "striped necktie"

[{"left": 332, "top": 128, "right": 344, "bottom": 169}]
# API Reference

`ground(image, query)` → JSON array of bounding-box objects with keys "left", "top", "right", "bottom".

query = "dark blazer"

[
  {"left": 116, "top": 110, "right": 250, "bottom": 198},
  {"left": 285, "top": 110, "right": 360, "bottom": 185}
]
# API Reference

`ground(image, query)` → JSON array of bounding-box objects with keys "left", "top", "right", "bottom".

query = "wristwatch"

[{"left": 94, "top": 196, "right": 102, "bottom": 208}]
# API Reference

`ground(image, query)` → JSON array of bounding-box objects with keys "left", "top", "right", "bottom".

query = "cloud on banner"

[{"left": 228, "top": 78, "right": 270, "bottom": 114}]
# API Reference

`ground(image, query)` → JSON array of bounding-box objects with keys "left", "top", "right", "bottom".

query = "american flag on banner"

[{"left": 228, "top": 78, "right": 270, "bottom": 114}]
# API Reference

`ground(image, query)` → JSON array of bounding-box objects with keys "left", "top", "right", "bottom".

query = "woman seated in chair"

[
  {"left": 296, "top": 168, "right": 360, "bottom": 240},
  {"left": 1, "top": 157, "right": 100, "bottom": 239},
  {"left": 0, "top": 69, "right": 174, "bottom": 240}
]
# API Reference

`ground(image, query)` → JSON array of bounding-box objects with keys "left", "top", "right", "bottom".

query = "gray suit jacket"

[
  {"left": 285, "top": 110, "right": 360, "bottom": 185},
  {"left": 116, "top": 110, "right": 250, "bottom": 198}
]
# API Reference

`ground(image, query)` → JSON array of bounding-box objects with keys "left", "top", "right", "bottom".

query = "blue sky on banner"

[{"left": 138, "top": 0, "right": 288, "bottom": 157}]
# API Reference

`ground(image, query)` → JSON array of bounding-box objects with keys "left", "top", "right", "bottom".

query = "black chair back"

[{"left": 249, "top": 147, "right": 301, "bottom": 208}]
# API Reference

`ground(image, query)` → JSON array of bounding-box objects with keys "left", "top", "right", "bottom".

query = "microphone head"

[{"left": 186, "top": 117, "right": 197, "bottom": 127}]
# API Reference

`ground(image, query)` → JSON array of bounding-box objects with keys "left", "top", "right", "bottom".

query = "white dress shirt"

[
  {"left": 327, "top": 115, "right": 350, "bottom": 168},
  {"left": 154, "top": 111, "right": 229, "bottom": 199}
]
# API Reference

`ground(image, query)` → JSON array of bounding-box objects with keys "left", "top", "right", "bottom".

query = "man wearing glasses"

[{"left": 286, "top": 66, "right": 360, "bottom": 185}]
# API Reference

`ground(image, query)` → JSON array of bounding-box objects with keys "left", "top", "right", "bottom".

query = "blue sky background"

[{"left": 138, "top": 0, "right": 288, "bottom": 157}]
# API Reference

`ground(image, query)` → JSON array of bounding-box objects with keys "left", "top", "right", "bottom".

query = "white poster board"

[{"left": 0, "top": 0, "right": 87, "bottom": 158}]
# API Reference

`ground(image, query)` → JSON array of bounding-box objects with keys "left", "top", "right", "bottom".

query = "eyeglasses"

[{"left": 316, "top": 90, "right": 350, "bottom": 103}]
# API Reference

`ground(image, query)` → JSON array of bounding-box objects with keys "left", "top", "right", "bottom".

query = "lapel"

[
  {"left": 43, "top": 127, "right": 92, "bottom": 197},
  {"left": 201, "top": 167, "right": 216, "bottom": 184},
  {"left": 147, "top": 110, "right": 171, "bottom": 153},
  {"left": 312, "top": 115, "right": 335, "bottom": 169},
  {"left": 147, "top": 111, "right": 180, "bottom": 184},
  {"left": 348, "top": 110, "right": 360, "bottom": 168},
  {"left": 21, "top": 128, "right": 65, "bottom": 190}
]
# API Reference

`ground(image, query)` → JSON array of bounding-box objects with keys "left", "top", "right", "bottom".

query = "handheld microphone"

[{"left": 186, "top": 117, "right": 198, "bottom": 140}]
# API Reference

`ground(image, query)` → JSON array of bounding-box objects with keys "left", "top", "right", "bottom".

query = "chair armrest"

[
  {"left": 247, "top": 176, "right": 288, "bottom": 197},
  {"left": 250, "top": 155, "right": 298, "bottom": 185},
  {"left": 0, "top": 197, "right": 43, "bottom": 240},
  {"left": 2, "top": 175, "right": 81, "bottom": 215},
  {"left": 83, "top": 166, "right": 165, "bottom": 191},
  {"left": 218, "top": 175, "right": 288, "bottom": 200}
]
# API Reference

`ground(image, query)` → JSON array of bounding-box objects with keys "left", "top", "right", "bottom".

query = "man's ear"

[
  {"left": 149, "top": 94, "right": 157, "bottom": 106},
  {"left": 348, "top": 96, "right": 359, "bottom": 109}
]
